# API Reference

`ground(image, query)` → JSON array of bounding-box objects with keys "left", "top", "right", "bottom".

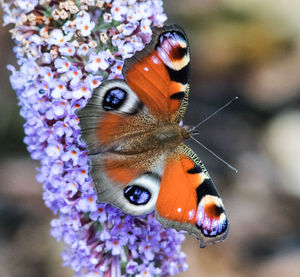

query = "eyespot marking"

[
  {"left": 124, "top": 185, "right": 151, "bottom": 205},
  {"left": 156, "top": 30, "right": 190, "bottom": 72},
  {"left": 195, "top": 195, "right": 227, "bottom": 237},
  {"left": 102, "top": 88, "right": 127, "bottom": 111},
  {"left": 170, "top": 45, "right": 188, "bottom": 61}
]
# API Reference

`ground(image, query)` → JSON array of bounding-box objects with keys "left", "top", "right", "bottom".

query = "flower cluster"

[{"left": 1, "top": 0, "right": 188, "bottom": 276}]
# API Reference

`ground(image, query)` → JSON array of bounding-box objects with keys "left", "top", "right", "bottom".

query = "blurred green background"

[{"left": 1, "top": 0, "right": 300, "bottom": 276}]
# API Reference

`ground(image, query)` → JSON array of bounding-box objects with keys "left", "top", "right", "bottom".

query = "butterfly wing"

[
  {"left": 156, "top": 144, "right": 229, "bottom": 247},
  {"left": 89, "top": 150, "right": 166, "bottom": 215},
  {"left": 123, "top": 24, "right": 190, "bottom": 123},
  {"left": 78, "top": 79, "right": 147, "bottom": 154}
]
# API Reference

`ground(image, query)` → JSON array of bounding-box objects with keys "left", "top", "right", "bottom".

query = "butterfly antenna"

[
  {"left": 190, "top": 136, "right": 238, "bottom": 173},
  {"left": 191, "top": 96, "right": 238, "bottom": 132}
]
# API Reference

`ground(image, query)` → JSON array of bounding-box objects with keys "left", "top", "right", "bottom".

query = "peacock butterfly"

[{"left": 77, "top": 25, "right": 229, "bottom": 247}]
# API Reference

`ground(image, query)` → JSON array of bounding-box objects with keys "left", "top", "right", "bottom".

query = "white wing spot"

[
  {"left": 144, "top": 67, "right": 149, "bottom": 72},
  {"left": 177, "top": 208, "right": 182, "bottom": 213},
  {"left": 151, "top": 56, "right": 160, "bottom": 64},
  {"left": 188, "top": 209, "right": 195, "bottom": 220}
]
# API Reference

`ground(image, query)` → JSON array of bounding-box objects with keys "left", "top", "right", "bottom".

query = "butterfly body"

[
  {"left": 78, "top": 25, "right": 229, "bottom": 247},
  {"left": 113, "top": 121, "right": 189, "bottom": 155}
]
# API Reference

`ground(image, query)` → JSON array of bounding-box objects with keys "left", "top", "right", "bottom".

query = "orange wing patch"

[
  {"left": 104, "top": 158, "right": 142, "bottom": 185},
  {"left": 97, "top": 113, "right": 125, "bottom": 144},
  {"left": 123, "top": 26, "right": 190, "bottom": 122},
  {"left": 156, "top": 154, "right": 204, "bottom": 224},
  {"left": 126, "top": 52, "right": 182, "bottom": 118}
]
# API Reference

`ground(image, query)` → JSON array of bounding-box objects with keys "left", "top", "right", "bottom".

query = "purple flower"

[
  {"left": 126, "top": 260, "right": 139, "bottom": 274},
  {"left": 50, "top": 80, "right": 67, "bottom": 99},
  {"left": 76, "top": 11, "right": 95, "bottom": 37},
  {"left": 59, "top": 43, "right": 76, "bottom": 56},
  {"left": 48, "top": 29, "right": 72, "bottom": 46},
  {"left": 85, "top": 51, "right": 110, "bottom": 72},
  {"left": 54, "top": 57, "right": 72, "bottom": 73},
  {"left": 72, "top": 83, "right": 92, "bottom": 100},
  {"left": 111, "top": 2, "right": 128, "bottom": 21},
  {"left": 67, "top": 67, "right": 83, "bottom": 87},
  {"left": 2, "top": 1, "right": 188, "bottom": 276},
  {"left": 77, "top": 43, "right": 89, "bottom": 56},
  {"left": 123, "top": 22, "right": 139, "bottom": 36}
]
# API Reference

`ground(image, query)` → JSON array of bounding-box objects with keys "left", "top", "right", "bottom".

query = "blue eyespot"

[
  {"left": 103, "top": 88, "right": 127, "bottom": 111},
  {"left": 124, "top": 185, "right": 151, "bottom": 205}
]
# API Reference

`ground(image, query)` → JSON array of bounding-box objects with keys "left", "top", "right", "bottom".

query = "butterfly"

[{"left": 77, "top": 24, "right": 229, "bottom": 247}]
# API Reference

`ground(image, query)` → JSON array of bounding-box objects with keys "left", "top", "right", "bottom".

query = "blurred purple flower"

[{"left": 2, "top": 0, "right": 188, "bottom": 276}]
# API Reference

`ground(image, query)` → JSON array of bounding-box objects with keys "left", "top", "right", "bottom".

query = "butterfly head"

[{"left": 180, "top": 125, "right": 192, "bottom": 140}]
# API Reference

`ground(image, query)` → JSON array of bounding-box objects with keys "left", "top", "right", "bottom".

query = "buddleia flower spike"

[{"left": 2, "top": 0, "right": 188, "bottom": 276}]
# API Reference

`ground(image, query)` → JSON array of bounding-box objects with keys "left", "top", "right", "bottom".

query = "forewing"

[
  {"left": 77, "top": 79, "right": 154, "bottom": 154},
  {"left": 123, "top": 24, "right": 190, "bottom": 122}
]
